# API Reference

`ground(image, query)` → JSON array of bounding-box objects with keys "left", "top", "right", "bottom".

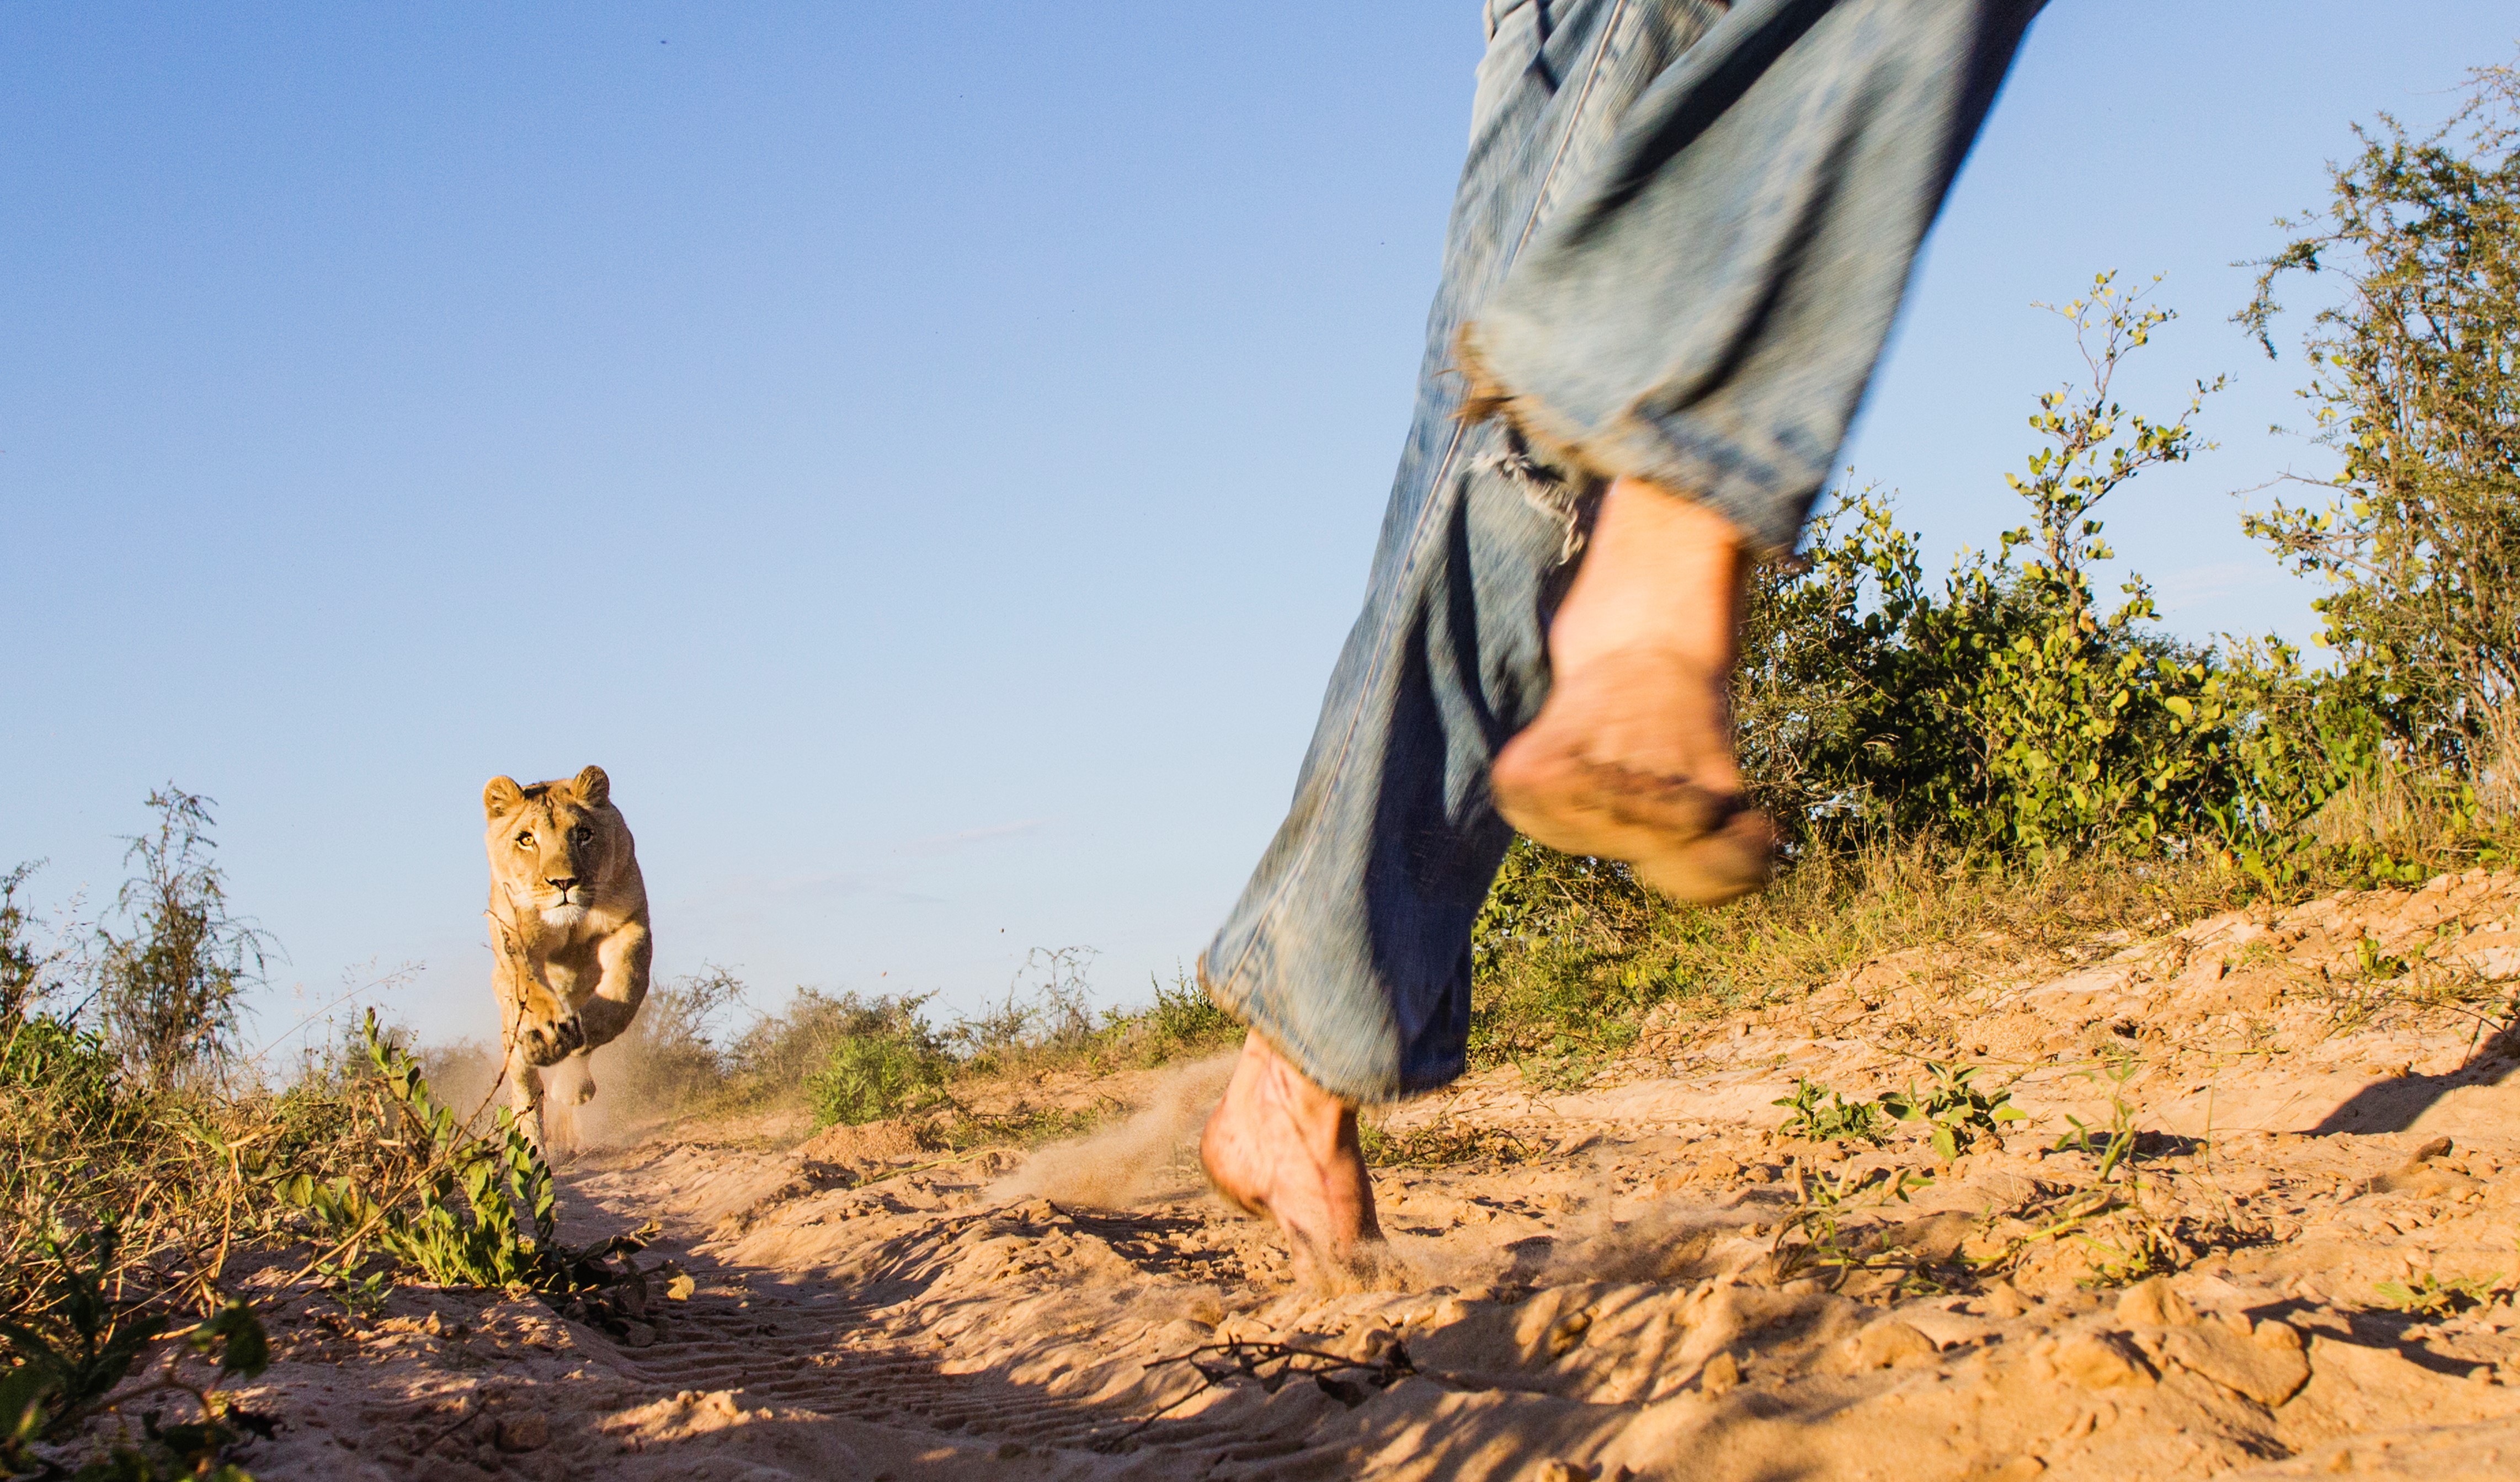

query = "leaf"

[
  {"left": 192, "top": 1302, "right": 270, "bottom": 1379},
  {"left": 0, "top": 1363, "right": 56, "bottom": 1453}
]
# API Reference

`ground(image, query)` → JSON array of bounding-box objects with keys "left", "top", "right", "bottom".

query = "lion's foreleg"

[
  {"left": 497, "top": 940, "right": 584, "bottom": 1069},
  {"left": 571, "top": 923, "right": 652, "bottom": 1054}
]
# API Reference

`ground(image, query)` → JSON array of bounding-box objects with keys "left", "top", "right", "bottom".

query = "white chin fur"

[{"left": 540, "top": 904, "right": 588, "bottom": 927}]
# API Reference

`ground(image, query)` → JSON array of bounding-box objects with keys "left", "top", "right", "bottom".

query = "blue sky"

[{"left": 5, "top": 3, "right": 2513, "bottom": 1057}]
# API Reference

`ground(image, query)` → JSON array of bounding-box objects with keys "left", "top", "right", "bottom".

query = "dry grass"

[{"left": 1467, "top": 781, "right": 2519, "bottom": 1092}]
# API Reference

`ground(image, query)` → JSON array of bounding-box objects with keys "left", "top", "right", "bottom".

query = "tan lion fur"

[{"left": 482, "top": 764, "right": 651, "bottom": 1154}]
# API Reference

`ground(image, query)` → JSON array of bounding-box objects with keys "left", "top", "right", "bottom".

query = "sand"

[{"left": 204, "top": 868, "right": 2520, "bottom": 1479}]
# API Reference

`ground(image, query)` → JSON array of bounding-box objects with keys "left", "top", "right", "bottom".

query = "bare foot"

[
  {"left": 1491, "top": 477, "right": 1773, "bottom": 903},
  {"left": 1200, "top": 1031, "right": 1381, "bottom": 1271}
]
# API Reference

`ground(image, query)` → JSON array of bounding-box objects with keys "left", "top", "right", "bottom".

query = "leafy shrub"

[
  {"left": 1472, "top": 839, "right": 1652, "bottom": 973},
  {"left": 799, "top": 994, "right": 951, "bottom": 1127},
  {"left": 282, "top": 1012, "right": 642, "bottom": 1299},
  {"left": 1735, "top": 275, "right": 2241, "bottom": 863},
  {"left": 91, "top": 790, "right": 274, "bottom": 1092},
  {"left": 949, "top": 947, "right": 1101, "bottom": 1074},
  {"left": 0, "top": 1016, "right": 130, "bottom": 1134},
  {"left": 2238, "top": 60, "right": 2520, "bottom": 780},
  {"left": 1142, "top": 970, "right": 1240, "bottom": 1054},
  {"left": 608, "top": 963, "right": 747, "bottom": 1110},
  {"left": 0, "top": 865, "right": 56, "bottom": 1028}
]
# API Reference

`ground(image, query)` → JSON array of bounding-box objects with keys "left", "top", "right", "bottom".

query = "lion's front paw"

[{"left": 521, "top": 1014, "right": 585, "bottom": 1067}]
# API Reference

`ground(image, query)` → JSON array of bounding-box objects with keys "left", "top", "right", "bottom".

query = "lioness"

[{"left": 482, "top": 765, "right": 651, "bottom": 1154}]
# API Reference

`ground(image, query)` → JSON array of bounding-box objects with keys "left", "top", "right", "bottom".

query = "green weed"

[
  {"left": 1771, "top": 1164, "right": 1936, "bottom": 1289},
  {"left": 1772, "top": 1079, "right": 1891, "bottom": 1144},
  {"left": 1878, "top": 1062, "right": 2027, "bottom": 1159},
  {"left": 2374, "top": 1270, "right": 2500, "bottom": 1317}
]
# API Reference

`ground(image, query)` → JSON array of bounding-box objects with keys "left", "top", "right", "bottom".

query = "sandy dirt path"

[{"left": 222, "top": 871, "right": 2520, "bottom": 1480}]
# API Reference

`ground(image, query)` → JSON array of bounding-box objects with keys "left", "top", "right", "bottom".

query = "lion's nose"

[{"left": 547, "top": 876, "right": 579, "bottom": 894}]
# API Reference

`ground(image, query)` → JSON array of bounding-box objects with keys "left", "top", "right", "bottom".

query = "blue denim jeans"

[{"left": 1202, "top": 0, "right": 2045, "bottom": 1102}]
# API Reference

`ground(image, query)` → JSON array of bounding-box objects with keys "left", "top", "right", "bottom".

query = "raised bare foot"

[
  {"left": 1491, "top": 476, "right": 1774, "bottom": 903},
  {"left": 1200, "top": 1031, "right": 1381, "bottom": 1272}
]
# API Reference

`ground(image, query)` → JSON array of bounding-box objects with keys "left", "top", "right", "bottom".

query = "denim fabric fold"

[
  {"left": 1203, "top": 0, "right": 2043, "bottom": 1103},
  {"left": 1463, "top": 0, "right": 2047, "bottom": 552}
]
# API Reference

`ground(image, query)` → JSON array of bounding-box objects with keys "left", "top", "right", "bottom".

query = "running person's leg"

[{"left": 1202, "top": 0, "right": 2045, "bottom": 1265}]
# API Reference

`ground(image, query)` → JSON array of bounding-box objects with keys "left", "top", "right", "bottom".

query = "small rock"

[
  {"left": 1983, "top": 1283, "right": 2028, "bottom": 1320},
  {"left": 1846, "top": 1320, "right": 1940, "bottom": 1371},
  {"left": 1986, "top": 1458, "right": 2046, "bottom": 1482},
  {"left": 1533, "top": 1463, "right": 1598, "bottom": 1482},
  {"left": 493, "top": 1412, "right": 550, "bottom": 1453},
  {"left": 2054, "top": 1332, "right": 2156, "bottom": 1389},
  {"left": 619, "top": 1321, "right": 657, "bottom": 1349},
  {"left": 2159, "top": 1321, "right": 2311, "bottom": 1406},
  {"left": 2116, "top": 1277, "right": 2196, "bottom": 1329},
  {"left": 1701, "top": 1352, "right": 1741, "bottom": 1396}
]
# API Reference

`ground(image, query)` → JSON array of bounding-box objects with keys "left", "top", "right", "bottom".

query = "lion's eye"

[
  {"left": 568, "top": 825, "right": 593, "bottom": 845},
  {"left": 515, "top": 832, "right": 535, "bottom": 847}
]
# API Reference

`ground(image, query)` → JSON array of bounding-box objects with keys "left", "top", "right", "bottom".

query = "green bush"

[
  {"left": 92, "top": 789, "right": 274, "bottom": 1093},
  {"left": 2238, "top": 59, "right": 2520, "bottom": 779},
  {"left": 800, "top": 994, "right": 951, "bottom": 1127},
  {"left": 1735, "top": 274, "right": 2242, "bottom": 864},
  {"left": 1143, "top": 971, "right": 1239, "bottom": 1051}
]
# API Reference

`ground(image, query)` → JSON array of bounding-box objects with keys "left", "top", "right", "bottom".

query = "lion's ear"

[
  {"left": 572, "top": 765, "right": 611, "bottom": 808},
  {"left": 483, "top": 776, "right": 526, "bottom": 818}
]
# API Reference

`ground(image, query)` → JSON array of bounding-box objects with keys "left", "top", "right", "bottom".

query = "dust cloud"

[{"left": 988, "top": 1052, "right": 1238, "bottom": 1209}]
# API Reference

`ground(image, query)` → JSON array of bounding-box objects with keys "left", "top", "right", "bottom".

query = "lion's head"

[{"left": 483, "top": 765, "right": 632, "bottom": 927}]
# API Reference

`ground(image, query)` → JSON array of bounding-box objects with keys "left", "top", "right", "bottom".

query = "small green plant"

[
  {"left": 1879, "top": 1062, "right": 2027, "bottom": 1159},
  {"left": 2374, "top": 1270, "right": 2500, "bottom": 1316},
  {"left": 282, "top": 1012, "right": 641, "bottom": 1308},
  {"left": 1772, "top": 1079, "right": 1890, "bottom": 1144},
  {"left": 2355, "top": 934, "right": 2412, "bottom": 980},
  {"left": 0, "top": 1227, "right": 269, "bottom": 1479},
  {"left": 1771, "top": 1164, "right": 1935, "bottom": 1288},
  {"left": 2052, "top": 1048, "right": 2146, "bottom": 1182},
  {"left": 2070, "top": 1215, "right": 2188, "bottom": 1288},
  {"left": 0, "top": 1226, "right": 168, "bottom": 1445}
]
